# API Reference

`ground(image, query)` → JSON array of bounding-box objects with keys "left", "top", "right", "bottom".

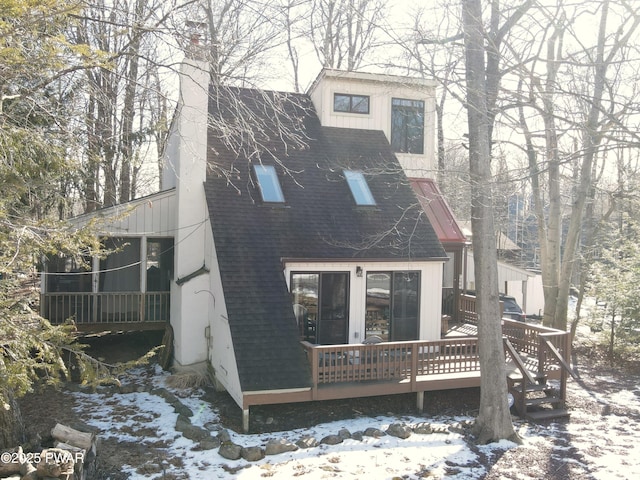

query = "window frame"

[
  {"left": 344, "top": 170, "right": 376, "bottom": 206},
  {"left": 390, "top": 97, "right": 425, "bottom": 155},
  {"left": 333, "top": 93, "right": 370, "bottom": 114},
  {"left": 365, "top": 270, "right": 421, "bottom": 342},
  {"left": 290, "top": 271, "right": 350, "bottom": 345},
  {"left": 253, "top": 164, "right": 285, "bottom": 203}
]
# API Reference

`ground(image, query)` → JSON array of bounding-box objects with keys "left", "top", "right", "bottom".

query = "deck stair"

[
  {"left": 504, "top": 337, "right": 572, "bottom": 422},
  {"left": 507, "top": 374, "right": 570, "bottom": 421}
]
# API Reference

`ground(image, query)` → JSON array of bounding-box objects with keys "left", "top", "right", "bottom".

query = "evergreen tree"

[{"left": 0, "top": 0, "right": 129, "bottom": 449}]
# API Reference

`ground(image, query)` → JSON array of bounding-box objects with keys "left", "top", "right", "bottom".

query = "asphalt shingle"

[{"left": 204, "top": 87, "right": 446, "bottom": 392}]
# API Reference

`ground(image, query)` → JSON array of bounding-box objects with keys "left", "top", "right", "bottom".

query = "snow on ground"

[
  {"left": 73, "top": 367, "right": 502, "bottom": 479},
  {"left": 71, "top": 361, "right": 640, "bottom": 480}
]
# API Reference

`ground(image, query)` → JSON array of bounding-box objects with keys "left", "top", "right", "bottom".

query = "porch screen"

[
  {"left": 100, "top": 237, "right": 141, "bottom": 292},
  {"left": 291, "top": 272, "right": 349, "bottom": 345},
  {"left": 366, "top": 271, "right": 420, "bottom": 341}
]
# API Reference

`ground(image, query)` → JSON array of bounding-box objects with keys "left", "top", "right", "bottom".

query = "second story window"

[
  {"left": 253, "top": 164, "right": 285, "bottom": 203},
  {"left": 344, "top": 170, "right": 376, "bottom": 206},
  {"left": 391, "top": 98, "right": 424, "bottom": 154},
  {"left": 334, "top": 93, "right": 370, "bottom": 114}
]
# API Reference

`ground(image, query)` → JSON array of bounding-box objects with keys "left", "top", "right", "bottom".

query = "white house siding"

[
  {"left": 162, "top": 106, "right": 181, "bottom": 190},
  {"left": 69, "top": 189, "right": 177, "bottom": 237},
  {"left": 308, "top": 70, "right": 437, "bottom": 177},
  {"left": 204, "top": 222, "right": 244, "bottom": 406},
  {"left": 464, "top": 252, "right": 534, "bottom": 312},
  {"left": 166, "top": 57, "right": 212, "bottom": 369},
  {"left": 524, "top": 273, "right": 545, "bottom": 317},
  {"left": 284, "top": 260, "right": 444, "bottom": 343}
]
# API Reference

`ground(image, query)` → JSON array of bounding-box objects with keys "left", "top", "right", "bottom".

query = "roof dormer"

[{"left": 307, "top": 69, "right": 437, "bottom": 177}]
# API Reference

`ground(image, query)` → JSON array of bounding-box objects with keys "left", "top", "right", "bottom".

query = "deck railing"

[
  {"left": 501, "top": 318, "right": 571, "bottom": 374},
  {"left": 301, "top": 319, "right": 571, "bottom": 391},
  {"left": 41, "top": 292, "right": 170, "bottom": 325},
  {"left": 301, "top": 336, "right": 481, "bottom": 387},
  {"left": 459, "top": 294, "right": 479, "bottom": 323},
  {"left": 458, "top": 294, "right": 506, "bottom": 324}
]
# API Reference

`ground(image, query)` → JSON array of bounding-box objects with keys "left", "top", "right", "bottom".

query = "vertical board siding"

[{"left": 71, "top": 190, "right": 177, "bottom": 237}]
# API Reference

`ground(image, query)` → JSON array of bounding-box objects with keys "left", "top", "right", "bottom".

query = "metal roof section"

[{"left": 409, "top": 177, "right": 467, "bottom": 246}]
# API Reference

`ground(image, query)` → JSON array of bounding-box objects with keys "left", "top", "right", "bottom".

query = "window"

[
  {"left": 391, "top": 98, "right": 424, "bottom": 154},
  {"left": 365, "top": 271, "right": 420, "bottom": 341},
  {"left": 344, "top": 170, "right": 376, "bottom": 206},
  {"left": 291, "top": 272, "right": 349, "bottom": 344},
  {"left": 253, "top": 164, "right": 285, "bottom": 203},
  {"left": 334, "top": 93, "right": 370, "bottom": 114}
]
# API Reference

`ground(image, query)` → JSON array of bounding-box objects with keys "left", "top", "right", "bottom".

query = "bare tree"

[
  {"left": 512, "top": 0, "right": 640, "bottom": 330},
  {"left": 282, "top": 0, "right": 311, "bottom": 92},
  {"left": 305, "top": 0, "right": 387, "bottom": 70},
  {"left": 402, "top": 2, "right": 465, "bottom": 184},
  {"left": 71, "top": 0, "right": 176, "bottom": 212},
  {"left": 461, "top": 0, "right": 520, "bottom": 444},
  {"left": 177, "top": 0, "right": 286, "bottom": 86}
]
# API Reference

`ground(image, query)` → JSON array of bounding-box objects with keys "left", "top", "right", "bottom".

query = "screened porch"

[{"left": 41, "top": 236, "right": 174, "bottom": 331}]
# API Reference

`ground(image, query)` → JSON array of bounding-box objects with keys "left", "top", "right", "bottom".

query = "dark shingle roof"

[{"left": 204, "top": 88, "right": 446, "bottom": 392}]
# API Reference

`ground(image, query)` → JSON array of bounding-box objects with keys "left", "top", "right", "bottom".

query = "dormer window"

[
  {"left": 344, "top": 170, "right": 376, "bottom": 206},
  {"left": 334, "top": 93, "right": 370, "bottom": 114},
  {"left": 391, "top": 98, "right": 424, "bottom": 154},
  {"left": 254, "top": 164, "right": 285, "bottom": 203}
]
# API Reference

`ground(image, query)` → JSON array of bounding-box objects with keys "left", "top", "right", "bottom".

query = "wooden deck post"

[
  {"left": 559, "top": 333, "right": 569, "bottom": 407},
  {"left": 416, "top": 391, "right": 424, "bottom": 411},
  {"left": 410, "top": 342, "right": 418, "bottom": 392},
  {"left": 310, "top": 343, "right": 319, "bottom": 401},
  {"left": 242, "top": 408, "right": 250, "bottom": 433}
]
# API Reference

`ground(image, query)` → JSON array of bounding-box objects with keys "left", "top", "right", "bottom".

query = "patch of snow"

[{"left": 71, "top": 363, "right": 640, "bottom": 480}]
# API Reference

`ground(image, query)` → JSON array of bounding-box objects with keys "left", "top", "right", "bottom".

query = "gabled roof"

[
  {"left": 204, "top": 88, "right": 446, "bottom": 392},
  {"left": 409, "top": 178, "right": 467, "bottom": 247}
]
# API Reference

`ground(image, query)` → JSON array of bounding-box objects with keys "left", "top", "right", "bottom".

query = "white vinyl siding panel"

[
  {"left": 309, "top": 71, "right": 436, "bottom": 176},
  {"left": 70, "top": 190, "right": 177, "bottom": 237}
]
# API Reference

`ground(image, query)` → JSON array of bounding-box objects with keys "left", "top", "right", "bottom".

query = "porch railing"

[
  {"left": 40, "top": 292, "right": 170, "bottom": 325},
  {"left": 458, "top": 293, "right": 505, "bottom": 324},
  {"left": 301, "top": 320, "right": 571, "bottom": 391},
  {"left": 459, "top": 294, "right": 479, "bottom": 323},
  {"left": 301, "top": 336, "right": 481, "bottom": 386}
]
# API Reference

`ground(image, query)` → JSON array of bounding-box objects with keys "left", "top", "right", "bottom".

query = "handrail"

[
  {"left": 503, "top": 336, "right": 537, "bottom": 385},
  {"left": 540, "top": 334, "right": 578, "bottom": 380}
]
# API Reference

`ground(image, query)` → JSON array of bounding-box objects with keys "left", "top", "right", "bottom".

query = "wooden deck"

[
  {"left": 302, "top": 335, "right": 483, "bottom": 401},
  {"left": 243, "top": 319, "right": 571, "bottom": 409},
  {"left": 240, "top": 319, "right": 572, "bottom": 431},
  {"left": 40, "top": 292, "right": 170, "bottom": 332}
]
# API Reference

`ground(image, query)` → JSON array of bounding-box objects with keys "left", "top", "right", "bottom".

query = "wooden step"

[
  {"left": 526, "top": 408, "right": 570, "bottom": 422},
  {"left": 526, "top": 396, "right": 564, "bottom": 407},
  {"left": 510, "top": 382, "right": 550, "bottom": 393}
]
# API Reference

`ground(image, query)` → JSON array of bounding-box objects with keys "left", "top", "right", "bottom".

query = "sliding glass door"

[{"left": 291, "top": 272, "right": 349, "bottom": 345}]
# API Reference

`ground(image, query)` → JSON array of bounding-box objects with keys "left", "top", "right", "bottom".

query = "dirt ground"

[{"left": 15, "top": 328, "right": 640, "bottom": 479}]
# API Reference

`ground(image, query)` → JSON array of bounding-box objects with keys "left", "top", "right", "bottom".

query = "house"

[
  {"left": 456, "top": 220, "right": 536, "bottom": 315},
  {"left": 41, "top": 54, "right": 573, "bottom": 430}
]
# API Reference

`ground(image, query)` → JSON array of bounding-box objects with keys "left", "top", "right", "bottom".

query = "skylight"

[
  {"left": 254, "top": 165, "right": 285, "bottom": 203},
  {"left": 344, "top": 170, "right": 376, "bottom": 206}
]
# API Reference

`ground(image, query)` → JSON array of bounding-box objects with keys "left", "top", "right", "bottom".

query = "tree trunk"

[
  {"left": 0, "top": 386, "right": 24, "bottom": 450},
  {"left": 462, "top": 0, "right": 518, "bottom": 444},
  {"left": 609, "top": 310, "right": 616, "bottom": 364}
]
